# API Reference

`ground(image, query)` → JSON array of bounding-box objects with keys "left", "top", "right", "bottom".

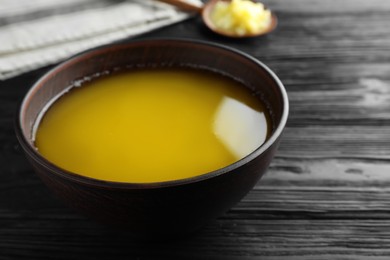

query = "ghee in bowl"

[
  {"left": 34, "top": 68, "right": 271, "bottom": 183},
  {"left": 16, "top": 39, "right": 288, "bottom": 235}
]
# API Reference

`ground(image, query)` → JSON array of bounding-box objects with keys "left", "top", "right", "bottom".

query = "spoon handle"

[{"left": 156, "top": 0, "right": 203, "bottom": 12}]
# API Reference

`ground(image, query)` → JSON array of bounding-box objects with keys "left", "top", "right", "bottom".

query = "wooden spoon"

[{"left": 158, "top": 0, "right": 277, "bottom": 38}]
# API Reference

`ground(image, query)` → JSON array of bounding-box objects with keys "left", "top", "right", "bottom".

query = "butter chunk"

[{"left": 211, "top": 0, "right": 272, "bottom": 36}]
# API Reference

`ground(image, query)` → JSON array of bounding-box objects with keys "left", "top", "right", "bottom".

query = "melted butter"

[{"left": 35, "top": 68, "right": 270, "bottom": 183}]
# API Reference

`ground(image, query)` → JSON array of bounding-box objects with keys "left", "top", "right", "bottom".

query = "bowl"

[{"left": 15, "top": 39, "right": 288, "bottom": 237}]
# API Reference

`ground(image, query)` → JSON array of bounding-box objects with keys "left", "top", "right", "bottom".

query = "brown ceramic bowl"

[{"left": 15, "top": 39, "right": 288, "bottom": 237}]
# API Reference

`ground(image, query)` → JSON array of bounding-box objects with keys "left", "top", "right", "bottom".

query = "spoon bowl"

[{"left": 159, "top": 0, "right": 277, "bottom": 38}]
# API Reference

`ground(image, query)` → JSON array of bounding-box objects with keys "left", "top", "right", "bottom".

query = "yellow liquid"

[{"left": 35, "top": 69, "right": 270, "bottom": 183}]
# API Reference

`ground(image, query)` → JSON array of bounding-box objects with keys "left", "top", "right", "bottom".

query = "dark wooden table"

[{"left": 1, "top": 0, "right": 390, "bottom": 259}]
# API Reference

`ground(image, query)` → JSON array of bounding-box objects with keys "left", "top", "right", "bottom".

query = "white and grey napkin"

[{"left": 0, "top": 0, "right": 202, "bottom": 80}]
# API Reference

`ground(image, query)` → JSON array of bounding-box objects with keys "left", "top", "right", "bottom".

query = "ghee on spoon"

[{"left": 158, "top": 0, "right": 277, "bottom": 38}]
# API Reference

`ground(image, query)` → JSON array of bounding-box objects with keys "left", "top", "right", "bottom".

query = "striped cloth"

[{"left": 0, "top": 0, "right": 201, "bottom": 80}]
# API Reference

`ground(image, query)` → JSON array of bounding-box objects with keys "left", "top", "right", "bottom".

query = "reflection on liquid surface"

[{"left": 213, "top": 97, "right": 268, "bottom": 159}]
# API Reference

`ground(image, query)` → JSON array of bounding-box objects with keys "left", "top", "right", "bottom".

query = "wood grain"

[{"left": 1, "top": 0, "right": 390, "bottom": 259}]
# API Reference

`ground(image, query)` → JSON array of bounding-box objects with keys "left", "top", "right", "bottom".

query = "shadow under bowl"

[{"left": 15, "top": 38, "right": 288, "bottom": 237}]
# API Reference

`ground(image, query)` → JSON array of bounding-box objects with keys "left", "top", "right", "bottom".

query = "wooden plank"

[{"left": 278, "top": 127, "right": 390, "bottom": 159}]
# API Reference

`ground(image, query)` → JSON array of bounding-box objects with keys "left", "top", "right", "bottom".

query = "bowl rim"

[{"left": 16, "top": 38, "right": 289, "bottom": 190}]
